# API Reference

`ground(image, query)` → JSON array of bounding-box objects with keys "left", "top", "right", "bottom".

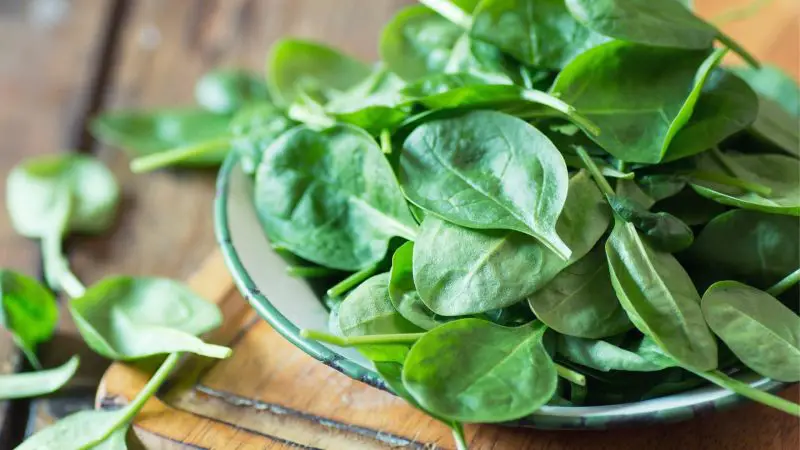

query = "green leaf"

[
  {"left": 387, "top": 242, "right": 449, "bottom": 330},
  {"left": 606, "top": 220, "right": 718, "bottom": 372},
  {"left": 15, "top": 409, "right": 129, "bottom": 450},
  {"left": 636, "top": 175, "right": 687, "bottom": 203},
  {"left": 529, "top": 246, "right": 631, "bottom": 339},
  {"left": 552, "top": 43, "right": 729, "bottom": 163},
  {"left": 0, "top": 270, "right": 58, "bottom": 368},
  {"left": 400, "top": 110, "right": 572, "bottom": 259},
  {"left": 402, "top": 319, "right": 557, "bottom": 422},
  {"left": 229, "top": 103, "right": 296, "bottom": 175},
  {"left": 413, "top": 171, "right": 610, "bottom": 315},
  {"left": 731, "top": 64, "right": 799, "bottom": 116},
  {"left": 684, "top": 209, "right": 799, "bottom": 291},
  {"left": 90, "top": 109, "right": 231, "bottom": 165},
  {"left": 608, "top": 195, "right": 694, "bottom": 253},
  {"left": 471, "top": 0, "right": 609, "bottom": 69},
  {"left": 702, "top": 281, "right": 800, "bottom": 382},
  {"left": 338, "top": 273, "right": 423, "bottom": 363},
  {"left": 651, "top": 187, "right": 726, "bottom": 226},
  {"left": 69, "top": 277, "right": 230, "bottom": 360},
  {"left": 6, "top": 154, "right": 119, "bottom": 239},
  {"left": 557, "top": 335, "right": 674, "bottom": 372},
  {"left": 690, "top": 152, "right": 799, "bottom": 215},
  {"left": 267, "top": 38, "right": 371, "bottom": 106},
  {"left": 0, "top": 355, "right": 78, "bottom": 399},
  {"left": 746, "top": 96, "right": 800, "bottom": 158},
  {"left": 194, "top": 69, "right": 270, "bottom": 114},
  {"left": 254, "top": 124, "right": 418, "bottom": 271}
]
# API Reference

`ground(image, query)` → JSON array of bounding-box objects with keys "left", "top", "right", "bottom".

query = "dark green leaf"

[
  {"left": 608, "top": 195, "right": 694, "bottom": 253},
  {"left": 0, "top": 270, "right": 58, "bottom": 368},
  {"left": 636, "top": 175, "right": 687, "bottom": 203},
  {"left": 731, "top": 64, "right": 799, "bottom": 116},
  {"left": 702, "top": 281, "right": 800, "bottom": 382},
  {"left": 400, "top": 110, "right": 572, "bottom": 259},
  {"left": 745, "top": 96, "right": 800, "bottom": 158},
  {"left": 402, "top": 319, "right": 557, "bottom": 422},
  {"left": 255, "top": 124, "right": 418, "bottom": 271},
  {"left": 651, "top": 187, "right": 726, "bottom": 226},
  {"left": 325, "top": 65, "right": 409, "bottom": 134},
  {"left": 0, "top": 355, "right": 78, "bottom": 399},
  {"left": 388, "top": 243, "right": 449, "bottom": 330},
  {"left": 194, "top": 69, "right": 270, "bottom": 114}
]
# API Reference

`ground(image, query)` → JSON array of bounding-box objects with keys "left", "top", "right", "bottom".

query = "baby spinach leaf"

[
  {"left": 746, "top": 96, "right": 800, "bottom": 158},
  {"left": 731, "top": 64, "right": 799, "bottom": 116},
  {"left": 636, "top": 175, "right": 687, "bottom": 203},
  {"left": 194, "top": 69, "right": 270, "bottom": 114},
  {"left": 388, "top": 242, "right": 448, "bottom": 330},
  {"left": 229, "top": 104, "right": 296, "bottom": 175},
  {"left": 0, "top": 355, "right": 78, "bottom": 399},
  {"left": 402, "top": 319, "right": 557, "bottom": 422},
  {"left": 69, "top": 277, "right": 230, "bottom": 360},
  {"left": 413, "top": 171, "right": 610, "bottom": 315},
  {"left": 702, "top": 281, "right": 800, "bottom": 382},
  {"left": 255, "top": 124, "right": 418, "bottom": 271},
  {"left": 608, "top": 195, "right": 694, "bottom": 253},
  {"left": 90, "top": 109, "right": 231, "bottom": 166},
  {"left": 606, "top": 220, "right": 718, "bottom": 372},
  {"left": 557, "top": 335, "right": 674, "bottom": 372},
  {"left": 338, "top": 273, "right": 423, "bottom": 363},
  {"left": 400, "top": 110, "right": 572, "bottom": 259},
  {"left": 0, "top": 270, "right": 58, "bottom": 369},
  {"left": 684, "top": 210, "right": 799, "bottom": 291},
  {"left": 529, "top": 246, "right": 631, "bottom": 339},
  {"left": 471, "top": 0, "right": 609, "bottom": 69},
  {"left": 690, "top": 152, "right": 800, "bottom": 215},
  {"left": 483, "top": 300, "right": 536, "bottom": 327},
  {"left": 552, "top": 43, "right": 726, "bottom": 163},
  {"left": 267, "top": 38, "right": 371, "bottom": 106},
  {"left": 651, "top": 187, "right": 726, "bottom": 226}
]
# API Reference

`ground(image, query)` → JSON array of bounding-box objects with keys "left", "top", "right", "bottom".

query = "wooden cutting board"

[{"left": 96, "top": 250, "right": 799, "bottom": 450}]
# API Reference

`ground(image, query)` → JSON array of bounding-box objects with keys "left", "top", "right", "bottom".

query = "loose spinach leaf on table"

[
  {"left": 413, "top": 170, "right": 610, "bottom": 316},
  {"left": 254, "top": 124, "right": 418, "bottom": 271},
  {"left": 606, "top": 220, "right": 718, "bottom": 372},
  {"left": 702, "top": 281, "right": 800, "bottom": 382},
  {"left": 90, "top": 109, "right": 232, "bottom": 166},
  {"left": 402, "top": 319, "right": 557, "bottom": 422},
  {"left": 471, "top": 0, "right": 609, "bottom": 69},
  {"left": 529, "top": 246, "right": 631, "bottom": 339},
  {"left": 607, "top": 195, "right": 694, "bottom": 253},
  {"left": 0, "top": 355, "right": 78, "bottom": 400},
  {"left": 194, "top": 69, "right": 270, "bottom": 114},
  {"left": 683, "top": 209, "right": 799, "bottom": 291},
  {"left": 387, "top": 242, "right": 449, "bottom": 330},
  {"left": 400, "top": 109, "right": 572, "bottom": 259},
  {"left": 0, "top": 270, "right": 58, "bottom": 369},
  {"left": 69, "top": 277, "right": 231, "bottom": 360},
  {"left": 267, "top": 38, "right": 372, "bottom": 106},
  {"left": 229, "top": 103, "right": 296, "bottom": 175}
]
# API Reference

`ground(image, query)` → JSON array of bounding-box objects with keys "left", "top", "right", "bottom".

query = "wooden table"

[{"left": 0, "top": 0, "right": 798, "bottom": 448}]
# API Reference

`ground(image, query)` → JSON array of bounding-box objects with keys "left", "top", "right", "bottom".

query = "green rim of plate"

[{"left": 214, "top": 151, "right": 788, "bottom": 430}]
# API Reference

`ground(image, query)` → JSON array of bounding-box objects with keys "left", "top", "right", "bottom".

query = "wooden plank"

[{"left": 0, "top": 0, "right": 120, "bottom": 443}]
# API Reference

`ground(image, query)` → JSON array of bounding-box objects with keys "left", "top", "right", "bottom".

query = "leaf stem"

[
  {"left": 120, "top": 352, "right": 182, "bottom": 422},
  {"left": 716, "top": 32, "right": 760, "bottom": 69},
  {"left": 556, "top": 364, "right": 587, "bottom": 387},
  {"left": 130, "top": 137, "right": 231, "bottom": 173},
  {"left": 693, "top": 369, "right": 800, "bottom": 416},
  {"left": 766, "top": 268, "right": 800, "bottom": 297},
  {"left": 418, "top": 0, "right": 473, "bottom": 29},
  {"left": 380, "top": 129, "right": 392, "bottom": 155},
  {"left": 521, "top": 90, "right": 600, "bottom": 136},
  {"left": 690, "top": 170, "right": 773, "bottom": 196},
  {"left": 287, "top": 266, "right": 337, "bottom": 278},
  {"left": 575, "top": 146, "right": 616, "bottom": 197},
  {"left": 300, "top": 329, "right": 425, "bottom": 347},
  {"left": 327, "top": 262, "right": 381, "bottom": 298},
  {"left": 450, "top": 422, "right": 469, "bottom": 450}
]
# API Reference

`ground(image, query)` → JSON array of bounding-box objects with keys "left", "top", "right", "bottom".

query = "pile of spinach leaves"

[{"left": 85, "top": 0, "right": 799, "bottom": 448}]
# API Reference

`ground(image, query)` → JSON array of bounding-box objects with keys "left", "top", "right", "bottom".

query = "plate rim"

[{"left": 214, "top": 151, "right": 787, "bottom": 429}]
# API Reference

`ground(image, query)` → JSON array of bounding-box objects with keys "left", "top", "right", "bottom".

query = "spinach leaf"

[
  {"left": 702, "top": 281, "right": 800, "bottom": 382},
  {"left": 606, "top": 220, "right": 718, "bottom": 372},
  {"left": 690, "top": 152, "right": 799, "bottom": 215},
  {"left": 90, "top": 109, "right": 231, "bottom": 166},
  {"left": 0, "top": 355, "right": 78, "bottom": 399},
  {"left": 552, "top": 43, "right": 726, "bottom": 163},
  {"left": 529, "top": 246, "right": 631, "bottom": 338},
  {"left": 69, "top": 277, "right": 231, "bottom": 360},
  {"left": 731, "top": 64, "right": 799, "bottom": 117},
  {"left": 402, "top": 319, "right": 557, "bottom": 422},
  {"left": 400, "top": 110, "right": 572, "bottom": 259},
  {"left": 636, "top": 175, "right": 687, "bottom": 203},
  {"left": 651, "top": 187, "right": 726, "bottom": 226},
  {"left": 684, "top": 210, "right": 799, "bottom": 291},
  {"left": 255, "top": 124, "right": 417, "bottom": 271},
  {"left": 745, "top": 96, "right": 800, "bottom": 158},
  {"left": 483, "top": 300, "right": 536, "bottom": 327},
  {"left": 388, "top": 242, "right": 448, "bottom": 330},
  {"left": 471, "top": 0, "right": 609, "bottom": 69},
  {"left": 338, "top": 273, "right": 423, "bottom": 363},
  {"left": 194, "top": 69, "right": 270, "bottom": 114},
  {"left": 229, "top": 103, "right": 296, "bottom": 175},
  {"left": 0, "top": 270, "right": 58, "bottom": 369},
  {"left": 557, "top": 335, "right": 673, "bottom": 372},
  {"left": 608, "top": 195, "right": 694, "bottom": 253},
  {"left": 413, "top": 171, "right": 610, "bottom": 315},
  {"left": 267, "top": 38, "right": 371, "bottom": 106}
]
